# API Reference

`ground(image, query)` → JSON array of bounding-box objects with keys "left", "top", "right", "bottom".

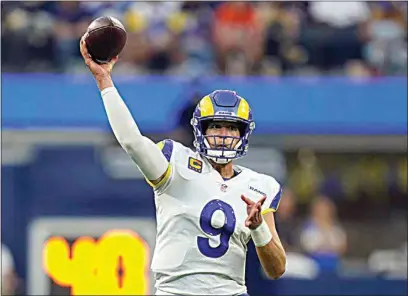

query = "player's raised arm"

[{"left": 79, "top": 34, "right": 169, "bottom": 187}]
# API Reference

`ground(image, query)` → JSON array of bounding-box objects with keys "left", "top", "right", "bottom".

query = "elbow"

[
  {"left": 266, "top": 266, "right": 286, "bottom": 280},
  {"left": 275, "top": 266, "right": 286, "bottom": 279},
  {"left": 264, "top": 258, "right": 286, "bottom": 280}
]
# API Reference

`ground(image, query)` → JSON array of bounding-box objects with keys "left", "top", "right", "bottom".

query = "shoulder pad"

[{"left": 156, "top": 139, "right": 174, "bottom": 162}]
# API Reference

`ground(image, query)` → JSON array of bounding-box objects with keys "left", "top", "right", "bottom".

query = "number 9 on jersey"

[{"left": 197, "top": 199, "right": 237, "bottom": 258}]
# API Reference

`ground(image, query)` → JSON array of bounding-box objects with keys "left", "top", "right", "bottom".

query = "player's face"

[{"left": 205, "top": 121, "right": 241, "bottom": 149}]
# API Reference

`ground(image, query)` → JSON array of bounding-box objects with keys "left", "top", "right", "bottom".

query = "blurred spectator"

[
  {"left": 1, "top": 1, "right": 406, "bottom": 76},
  {"left": 1, "top": 2, "right": 56, "bottom": 72},
  {"left": 212, "top": 2, "right": 266, "bottom": 75},
  {"left": 276, "top": 189, "right": 321, "bottom": 280},
  {"left": 123, "top": 2, "right": 184, "bottom": 74},
  {"left": 288, "top": 149, "right": 323, "bottom": 205},
  {"left": 176, "top": 2, "right": 216, "bottom": 76},
  {"left": 300, "top": 1, "right": 371, "bottom": 72},
  {"left": 260, "top": 2, "right": 307, "bottom": 75},
  {"left": 364, "top": 2, "right": 407, "bottom": 76},
  {"left": 300, "top": 196, "right": 347, "bottom": 273},
  {"left": 50, "top": 2, "right": 93, "bottom": 72},
  {"left": 309, "top": 1, "right": 371, "bottom": 28},
  {"left": 81, "top": 1, "right": 131, "bottom": 19},
  {"left": 1, "top": 243, "right": 18, "bottom": 295}
]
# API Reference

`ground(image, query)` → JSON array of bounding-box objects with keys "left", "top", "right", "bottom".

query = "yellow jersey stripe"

[
  {"left": 145, "top": 164, "right": 172, "bottom": 188},
  {"left": 261, "top": 208, "right": 275, "bottom": 215},
  {"left": 157, "top": 141, "right": 165, "bottom": 150}
]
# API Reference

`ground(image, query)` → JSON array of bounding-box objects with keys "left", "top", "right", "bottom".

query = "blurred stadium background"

[{"left": 1, "top": 1, "right": 407, "bottom": 295}]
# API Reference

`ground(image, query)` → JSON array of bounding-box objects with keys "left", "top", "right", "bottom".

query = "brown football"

[{"left": 85, "top": 16, "right": 127, "bottom": 64}]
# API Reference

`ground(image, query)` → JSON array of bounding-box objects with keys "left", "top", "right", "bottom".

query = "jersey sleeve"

[
  {"left": 261, "top": 177, "right": 283, "bottom": 215},
  {"left": 145, "top": 139, "right": 176, "bottom": 195}
]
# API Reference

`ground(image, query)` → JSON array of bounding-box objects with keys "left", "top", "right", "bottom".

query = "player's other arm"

[
  {"left": 255, "top": 211, "right": 286, "bottom": 280},
  {"left": 243, "top": 185, "right": 286, "bottom": 279},
  {"left": 79, "top": 35, "right": 169, "bottom": 186}
]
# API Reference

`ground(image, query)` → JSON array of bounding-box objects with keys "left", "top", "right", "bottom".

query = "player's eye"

[
  {"left": 208, "top": 123, "right": 239, "bottom": 132},
  {"left": 209, "top": 123, "right": 222, "bottom": 129}
]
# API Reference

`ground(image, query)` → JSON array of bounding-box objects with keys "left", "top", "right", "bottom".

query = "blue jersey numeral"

[{"left": 197, "top": 199, "right": 236, "bottom": 258}]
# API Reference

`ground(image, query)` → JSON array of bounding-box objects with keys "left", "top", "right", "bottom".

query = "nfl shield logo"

[{"left": 220, "top": 184, "right": 228, "bottom": 192}]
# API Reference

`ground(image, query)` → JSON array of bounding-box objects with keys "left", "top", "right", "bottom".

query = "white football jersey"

[{"left": 150, "top": 140, "right": 282, "bottom": 295}]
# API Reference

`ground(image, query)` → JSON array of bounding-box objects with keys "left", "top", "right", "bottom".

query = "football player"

[{"left": 80, "top": 35, "right": 286, "bottom": 296}]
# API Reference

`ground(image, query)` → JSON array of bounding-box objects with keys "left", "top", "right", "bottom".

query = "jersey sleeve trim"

[
  {"left": 145, "top": 164, "right": 172, "bottom": 188},
  {"left": 144, "top": 139, "right": 175, "bottom": 193},
  {"left": 261, "top": 208, "right": 274, "bottom": 215},
  {"left": 262, "top": 186, "right": 282, "bottom": 215}
]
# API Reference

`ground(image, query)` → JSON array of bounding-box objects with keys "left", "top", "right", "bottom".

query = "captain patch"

[{"left": 188, "top": 157, "right": 202, "bottom": 173}]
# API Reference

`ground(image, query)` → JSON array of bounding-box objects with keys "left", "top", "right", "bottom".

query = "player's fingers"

[
  {"left": 80, "top": 35, "right": 91, "bottom": 60},
  {"left": 80, "top": 42, "right": 89, "bottom": 62},
  {"left": 107, "top": 56, "right": 119, "bottom": 70},
  {"left": 79, "top": 41, "right": 84, "bottom": 58},
  {"left": 80, "top": 43, "right": 96, "bottom": 69},
  {"left": 248, "top": 204, "right": 259, "bottom": 220},
  {"left": 79, "top": 35, "right": 86, "bottom": 53},
  {"left": 245, "top": 219, "right": 252, "bottom": 227},
  {"left": 246, "top": 213, "right": 256, "bottom": 226},
  {"left": 258, "top": 195, "right": 267, "bottom": 206},
  {"left": 256, "top": 207, "right": 263, "bottom": 220},
  {"left": 255, "top": 203, "right": 263, "bottom": 222},
  {"left": 256, "top": 200, "right": 263, "bottom": 211},
  {"left": 246, "top": 208, "right": 260, "bottom": 227},
  {"left": 241, "top": 195, "right": 254, "bottom": 205}
]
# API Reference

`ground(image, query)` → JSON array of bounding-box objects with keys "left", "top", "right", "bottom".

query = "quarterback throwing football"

[{"left": 80, "top": 35, "right": 286, "bottom": 296}]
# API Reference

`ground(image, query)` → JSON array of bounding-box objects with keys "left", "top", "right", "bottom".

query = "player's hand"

[
  {"left": 241, "top": 195, "right": 267, "bottom": 230},
  {"left": 79, "top": 33, "right": 118, "bottom": 79}
]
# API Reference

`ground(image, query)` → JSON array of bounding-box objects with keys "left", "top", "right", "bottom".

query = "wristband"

[{"left": 250, "top": 220, "right": 272, "bottom": 247}]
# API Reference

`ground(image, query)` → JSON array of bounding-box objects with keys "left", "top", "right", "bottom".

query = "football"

[{"left": 85, "top": 16, "right": 127, "bottom": 64}]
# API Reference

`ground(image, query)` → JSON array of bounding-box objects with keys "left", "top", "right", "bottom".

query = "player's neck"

[{"left": 210, "top": 161, "right": 235, "bottom": 179}]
